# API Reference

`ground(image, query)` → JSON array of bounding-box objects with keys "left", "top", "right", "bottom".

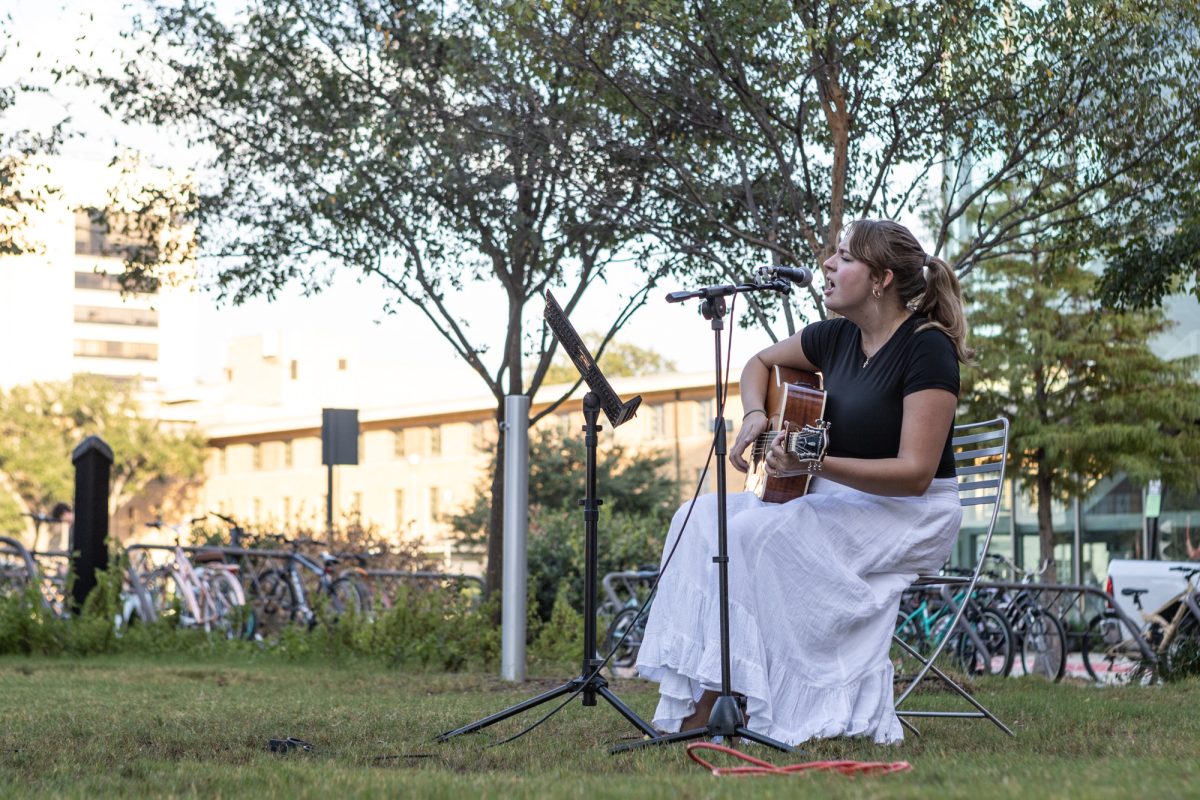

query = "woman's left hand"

[{"left": 765, "top": 429, "right": 820, "bottom": 478}]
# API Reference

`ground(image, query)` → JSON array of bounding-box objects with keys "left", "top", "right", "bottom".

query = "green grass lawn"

[{"left": 1, "top": 655, "right": 1198, "bottom": 799}]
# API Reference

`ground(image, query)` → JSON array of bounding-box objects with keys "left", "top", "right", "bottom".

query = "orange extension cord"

[{"left": 685, "top": 742, "right": 912, "bottom": 778}]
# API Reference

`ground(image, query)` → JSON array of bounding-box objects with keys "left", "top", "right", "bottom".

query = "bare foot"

[{"left": 680, "top": 690, "right": 718, "bottom": 730}]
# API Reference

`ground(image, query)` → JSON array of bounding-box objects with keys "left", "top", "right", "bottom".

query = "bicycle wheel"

[
  {"left": 249, "top": 568, "right": 299, "bottom": 637},
  {"left": 1081, "top": 612, "right": 1139, "bottom": 683},
  {"left": 604, "top": 607, "right": 646, "bottom": 669},
  {"left": 1017, "top": 608, "right": 1066, "bottom": 681},
  {"left": 207, "top": 570, "right": 255, "bottom": 640},
  {"left": 147, "top": 569, "right": 193, "bottom": 627},
  {"left": 329, "top": 576, "right": 370, "bottom": 619},
  {"left": 1163, "top": 615, "right": 1200, "bottom": 678},
  {"left": 956, "top": 608, "right": 1014, "bottom": 676}
]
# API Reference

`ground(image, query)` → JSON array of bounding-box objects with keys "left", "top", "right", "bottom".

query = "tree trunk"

[
  {"left": 1035, "top": 452, "right": 1058, "bottom": 584},
  {"left": 485, "top": 404, "right": 506, "bottom": 603}
]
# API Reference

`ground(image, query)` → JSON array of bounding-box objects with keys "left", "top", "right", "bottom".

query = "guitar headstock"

[{"left": 787, "top": 420, "right": 830, "bottom": 461}]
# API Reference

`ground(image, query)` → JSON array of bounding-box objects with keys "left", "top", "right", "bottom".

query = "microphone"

[{"left": 754, "top": 265, "right": 815, "bottom": 288}]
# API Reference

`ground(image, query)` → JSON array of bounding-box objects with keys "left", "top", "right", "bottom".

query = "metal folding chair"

[{"left": 893, "top": 417, "right": 1015, "bottom": 737}]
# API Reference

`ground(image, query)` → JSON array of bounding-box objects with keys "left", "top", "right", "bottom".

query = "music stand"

[{"left": 436, "top": 290, "right": 656, "bottom": 743}]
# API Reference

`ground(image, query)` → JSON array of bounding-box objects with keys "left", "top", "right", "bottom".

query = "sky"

[{"left": 1, "top": 1, "right": 787, "bottom": 404}]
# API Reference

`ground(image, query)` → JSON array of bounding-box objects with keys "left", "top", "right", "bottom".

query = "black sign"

[{"left": 321, "top": 408, "right": 359, "bottom": 466}]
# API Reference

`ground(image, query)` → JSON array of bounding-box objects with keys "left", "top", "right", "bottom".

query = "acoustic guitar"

[{"left": 743, "top": 365, "right": 831, "bottom": 504}]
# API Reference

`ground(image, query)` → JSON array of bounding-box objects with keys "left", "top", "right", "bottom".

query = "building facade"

[
  {"left": 194, "top": 370, "right": 734, "bottom": 573},
  {"left": 0, "top": 158, "right": 200, "bottom": 390}
]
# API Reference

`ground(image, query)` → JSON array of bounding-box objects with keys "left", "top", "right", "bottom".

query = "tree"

[
  {"left": 449, "top": 425, "right": 675, "bottom": 620},
  {"left": 0, "top": 376, "right": 206, "bottom": 543},
  {"left": 539, "top": 334, "right": 678, "bottom": 385},
  {"left": 961, "top": 243, "right": 1200, "bottom": 582},
  {"left": 1098, "top": 216, "right": 1200, "bottom": 310},
  {"left": 0, "top": 30, "right": 65, "bottom": 256},
  {"left": 449, "top": 425, "right": 676, "bottom": 545},
  {"left": 543, "top": 0, "right": 1200, "bottom": 337},
  {"left": 95, "top": 0, "right": 674, "bottom": 597}
]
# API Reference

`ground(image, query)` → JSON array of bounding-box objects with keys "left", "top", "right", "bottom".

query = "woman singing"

[{"left": 636, "top": 219, "right": 972, "bottom": 745}]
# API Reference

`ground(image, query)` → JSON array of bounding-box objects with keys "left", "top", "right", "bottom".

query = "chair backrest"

[
  {"left": 909, "top": 417, "right": 1009, "bottom": 588},
  {"left": 951, "top": 417, "right": 1010, "bottom": 579}
]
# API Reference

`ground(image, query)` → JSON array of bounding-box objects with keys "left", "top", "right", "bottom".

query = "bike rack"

[
  {"left": 363, "top": 569, "right": 485, "bottom": 602},
  {"left": 908, "top": 580, "right": 1157, "bottom": 665},
  {"left": 123, "top": 544, "right": 487, "bottom": 620}
]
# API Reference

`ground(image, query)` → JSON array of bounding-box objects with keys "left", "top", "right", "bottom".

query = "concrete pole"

[{"left": 501, "top": 395, "right": 530, "bottom": 682}]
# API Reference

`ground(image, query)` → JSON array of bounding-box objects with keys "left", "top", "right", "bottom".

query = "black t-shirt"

[{"left": 800, "top": 315, "right": 959, "bottom": 479}]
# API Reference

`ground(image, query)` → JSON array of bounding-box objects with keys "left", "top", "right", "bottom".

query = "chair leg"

[{"left": 892, "top": 634, "right": 1015, "bottom": 737}]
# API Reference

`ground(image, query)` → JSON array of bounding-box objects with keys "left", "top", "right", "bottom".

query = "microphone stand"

[{"left": 612, "top": 278, "right": 794, "bottom": 755}]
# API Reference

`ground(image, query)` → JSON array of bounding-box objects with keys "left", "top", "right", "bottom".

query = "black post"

[{"left": 71, "top": 435, "right": 113, "bottom": 612}]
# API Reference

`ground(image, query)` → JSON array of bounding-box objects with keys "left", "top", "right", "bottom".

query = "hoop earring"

[{"left": 872, "top": 287, "right": 882, "bottom": 299}]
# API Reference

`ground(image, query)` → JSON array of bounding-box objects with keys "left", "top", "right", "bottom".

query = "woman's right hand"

[{"left": 730, "top": 411, "right": 770, "bottom": 473}]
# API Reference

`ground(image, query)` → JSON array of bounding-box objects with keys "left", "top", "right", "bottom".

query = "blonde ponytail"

[{"left": 915, "top": 256, "right": 973, "bottom": 364}]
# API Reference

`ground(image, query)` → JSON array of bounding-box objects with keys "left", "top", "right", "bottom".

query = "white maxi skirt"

[{"left": 636, "top": 476, "right": 962, "bottom": 746}]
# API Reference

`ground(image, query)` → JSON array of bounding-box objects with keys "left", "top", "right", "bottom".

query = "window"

[
  {"left": 290, "top": 360, "right": 299, "bottom": 380},
  {"left": 429, "top": 426, "right": 442, "bottom": 457},
  {"left": 472, "top": 421, "right": 493, "bottom": 450},
  {"left": 74, "top": 305, "right": 159, "bottom": 327},
  {"left": 352, "top": 492, "right": 362, "bottom": 513},
  {"left": 337, "top": 358, "right": 348, "bottom": 371},
  {"left": 252, "top": 498, "right": 262, "bottom": 522},
  {"left": 218, "top": 447, "right": 227, "bottom": 474},
  {"left": 74, "top": 339, "right": 158, "bottom": 361},
  {"left": 73, "top": 271, "right": 125, "bottom": 292},
  {"left": 394, "top": 489, "right": 406, "bottom": 531},
  {"left": 282, "top": 496, "right": 292, "bottom": 522},
  {"left": 649, "top": 403, "right": 666, "bottom": 439},
  {"left": 429, "top": 486, "right": 441, "bottom": 520},
  {"left": 695, "top": 400, "right": 715, "bottom": 434},
  {"left": 393, "top": 429, "right": 406, "bottom": 458},
  {"left": 74, "top": 207, "right": 154, "bottom": 261},
  {"left": 283, "top": 439, "right": 294, "bottom": 469},
  {"left": 252, "top": 443, "right": 262, "bottom": 471}
]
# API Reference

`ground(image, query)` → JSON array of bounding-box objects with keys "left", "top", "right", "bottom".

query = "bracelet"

[{"left": 742, "top": 408, "right": 766, "bottom": 421}]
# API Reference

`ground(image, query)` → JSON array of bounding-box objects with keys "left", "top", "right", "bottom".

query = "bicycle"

[
  {"left": 1081, "top": 565, "right": 1200, "bottom": 683},
  {"left": 895, "top": 583, "right": 1015, "bottom": 677},
  {"left": 977, "top": 554, "right": 1067, "bottom": 681},
  {"left": 137, "top": 521, "right": 254, "bottom": 638},
  {"left": 597, "top": 568, "right": 657, "bottom": 671},
  {"left": 250, "top": 534, "right": 371, "bottom": 630},
  {"left": 600, "top": 568, "right": 658, "bottom": 669}
]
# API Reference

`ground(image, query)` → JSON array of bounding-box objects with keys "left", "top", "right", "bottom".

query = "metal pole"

[
  {"left": 326, "top": 464, "right": 334, "bottom": 535},
  {"left": 501, "top": 394, "right": 530, "bottom": 682},
  {"left": 1080, "top": 491, "right": 1089, "bottom": 585}
]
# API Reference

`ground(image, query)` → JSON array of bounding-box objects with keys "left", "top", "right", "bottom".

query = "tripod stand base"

[
  {"left": 610, "top": 725, "right": 794, "bottom": 754},
  {"left": 435, "top": 671, "right": 658, "bottom": 742},
  {"left": 609, "top": 693, "right": 793, "bottom": 754}
]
